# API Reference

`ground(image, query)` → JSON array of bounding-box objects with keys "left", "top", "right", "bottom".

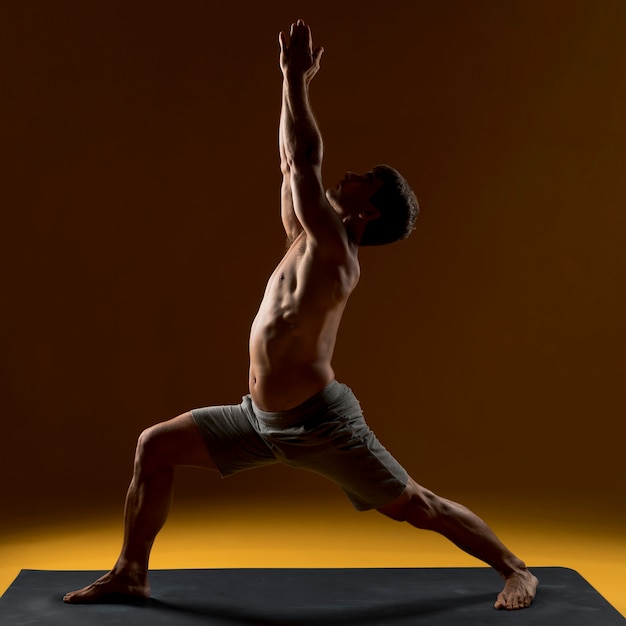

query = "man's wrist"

[{"left": 283, "top": 71, "right": 309, "bottom": 89}]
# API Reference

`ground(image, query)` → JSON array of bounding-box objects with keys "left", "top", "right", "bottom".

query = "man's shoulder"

[
  {"left": 303, "top": 236, "right": 360, "bottom": 291},
  {"left": 305, "top": 232, "right": 358, "bottom": 264}
]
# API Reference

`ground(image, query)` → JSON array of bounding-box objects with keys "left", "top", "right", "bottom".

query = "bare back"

[{"left": 249, "top": 232, "right": 359, "bottom": 411}]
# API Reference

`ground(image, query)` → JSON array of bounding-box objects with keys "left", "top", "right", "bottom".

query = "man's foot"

[
  {"left": 63, "top": 569, "right": 150, "bottom": 604},
  {"left": 494, "top": 569, "right": 538, "bottom": 610}
]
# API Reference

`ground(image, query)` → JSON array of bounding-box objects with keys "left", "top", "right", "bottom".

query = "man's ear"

[{"left": 358, "top": 206, "right": 380, "bottom": 222}]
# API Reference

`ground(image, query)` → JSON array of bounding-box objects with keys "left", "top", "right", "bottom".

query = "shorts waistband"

[{"left": 250, "top": 380, "right": 351, "bottom": 427}]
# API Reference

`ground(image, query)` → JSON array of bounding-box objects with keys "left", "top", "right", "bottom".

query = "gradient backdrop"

[{"left": 1, "top": 0, "right": 625, "bottom": 611}]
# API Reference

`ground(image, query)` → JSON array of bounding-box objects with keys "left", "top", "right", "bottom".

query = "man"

[{"left": 64, "top": 20, "right": 537, "bottom": 610}]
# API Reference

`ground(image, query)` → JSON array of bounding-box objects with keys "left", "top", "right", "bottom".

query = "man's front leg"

[{"left": 64, "top": 412, "right": 218, "bottom": 603}]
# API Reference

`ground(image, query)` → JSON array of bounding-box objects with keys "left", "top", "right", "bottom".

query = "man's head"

[{"left": 326, "top": 164, "right": 418, "bottom": 246}]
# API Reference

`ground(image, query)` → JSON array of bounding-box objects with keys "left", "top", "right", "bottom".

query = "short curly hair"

[{"left": 360, "top": 164, "right": 419, "bottom": 246}]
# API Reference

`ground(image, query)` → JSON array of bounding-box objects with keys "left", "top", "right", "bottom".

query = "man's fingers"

[
  {"left": 282, "top": 20, "right": 318, "bottom": 59},
  {"left": 291, "top": 19, "right": 310, "bottom": 49},
  {"left": 304, "top": 23, "right": 313, "bottom": 54},
  {"left": 313, "top": 46, "right": 324, "bottom": 66},
  {"left": 289, "top": 21, "right": 300, "bottom": 45},
  {"left": 291, "top": 20, "right": 303, "bottom": 47}
]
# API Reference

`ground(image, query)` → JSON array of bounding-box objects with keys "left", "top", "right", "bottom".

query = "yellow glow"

[{"left": 1, "top": 496, "right": 624, "bottom": 617}]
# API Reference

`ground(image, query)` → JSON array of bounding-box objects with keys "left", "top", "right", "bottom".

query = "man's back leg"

[{"left": 376, "top": 477, "right": 538, "bottom": 610}]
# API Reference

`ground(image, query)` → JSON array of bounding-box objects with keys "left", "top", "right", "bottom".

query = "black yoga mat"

[{"left": 0, "top": 567, "right": 623, "bottom": 625}]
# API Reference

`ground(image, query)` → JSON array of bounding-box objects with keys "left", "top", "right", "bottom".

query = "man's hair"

[{"left": 360, "top": 164, "right": 419, "bottom": 246}]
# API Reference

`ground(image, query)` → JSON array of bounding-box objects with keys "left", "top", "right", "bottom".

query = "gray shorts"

[{"left": 191, "top": 380, "right": 408, "bottom": 511}]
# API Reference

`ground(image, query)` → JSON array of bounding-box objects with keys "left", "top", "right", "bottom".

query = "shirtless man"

[{"left": 64, "top": 19, "right": 537, "bottom": 610}]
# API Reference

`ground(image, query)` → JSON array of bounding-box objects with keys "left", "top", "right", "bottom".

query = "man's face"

[{"left": 326, "top": 170, "right": 383, "bottom": 217}]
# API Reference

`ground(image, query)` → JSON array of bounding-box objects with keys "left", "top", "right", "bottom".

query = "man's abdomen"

[{"left": 249, "top": 352, "right": 334, "bottom": 413}]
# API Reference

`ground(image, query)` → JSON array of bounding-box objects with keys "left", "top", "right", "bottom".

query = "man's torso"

[{"left": 249, "top": 231, "right": 359, "bottom": 411}]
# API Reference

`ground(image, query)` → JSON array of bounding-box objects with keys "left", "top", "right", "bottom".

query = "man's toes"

[
  {"left": 63, "top": 591, "right": 84, "bottom": 604},
  {"left": 495, "top": 593, "right": 526, "bottom": 610}
]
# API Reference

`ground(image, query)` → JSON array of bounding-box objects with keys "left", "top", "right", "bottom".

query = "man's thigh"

[
  {"left": 268, "top": 416, "right": 409, "bottom": 511},
  {"left": 141, "top": 412, "right": 220, "bottom": 471},
  {"left": 191, "top": 401, "right": 279, "bottom": 476}
]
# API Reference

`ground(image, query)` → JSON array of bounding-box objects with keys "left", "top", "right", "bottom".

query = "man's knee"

[
  {"left": 377, "top": 478, "right": 442, "bottom": 529},
  {"left": 134, "top": 424, "right": 170, "bottom": 474},
  {"left": 134, "top": 412, "right": 213, "bottom": 474}
]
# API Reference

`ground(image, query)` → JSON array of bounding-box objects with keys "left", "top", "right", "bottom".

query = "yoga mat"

[{"left": 0, "top": 567, "right": 623, "bottom": 625}]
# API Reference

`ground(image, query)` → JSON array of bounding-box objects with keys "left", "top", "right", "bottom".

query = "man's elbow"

[{"left": 287, "top": 147, "right": 322, "bottom": 172}]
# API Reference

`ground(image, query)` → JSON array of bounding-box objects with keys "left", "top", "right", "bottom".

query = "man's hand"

[{"left": 279, "top": 19, "right": 324, "bottom": 85}]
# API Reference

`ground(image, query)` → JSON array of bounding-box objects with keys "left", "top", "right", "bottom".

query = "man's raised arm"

[
  {"left": 279, "top": 79, "right": 303, "bottom": 244},
  {"left": 279, "top": 20, "right": 324, "bottom": 166},
  {"left": 278, "top": 20, "right": 346, "bottom": 246}
]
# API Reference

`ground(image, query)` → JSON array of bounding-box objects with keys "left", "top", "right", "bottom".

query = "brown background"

[{"left": 2, "top": 0, "right": 625, "bottom": 526}]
